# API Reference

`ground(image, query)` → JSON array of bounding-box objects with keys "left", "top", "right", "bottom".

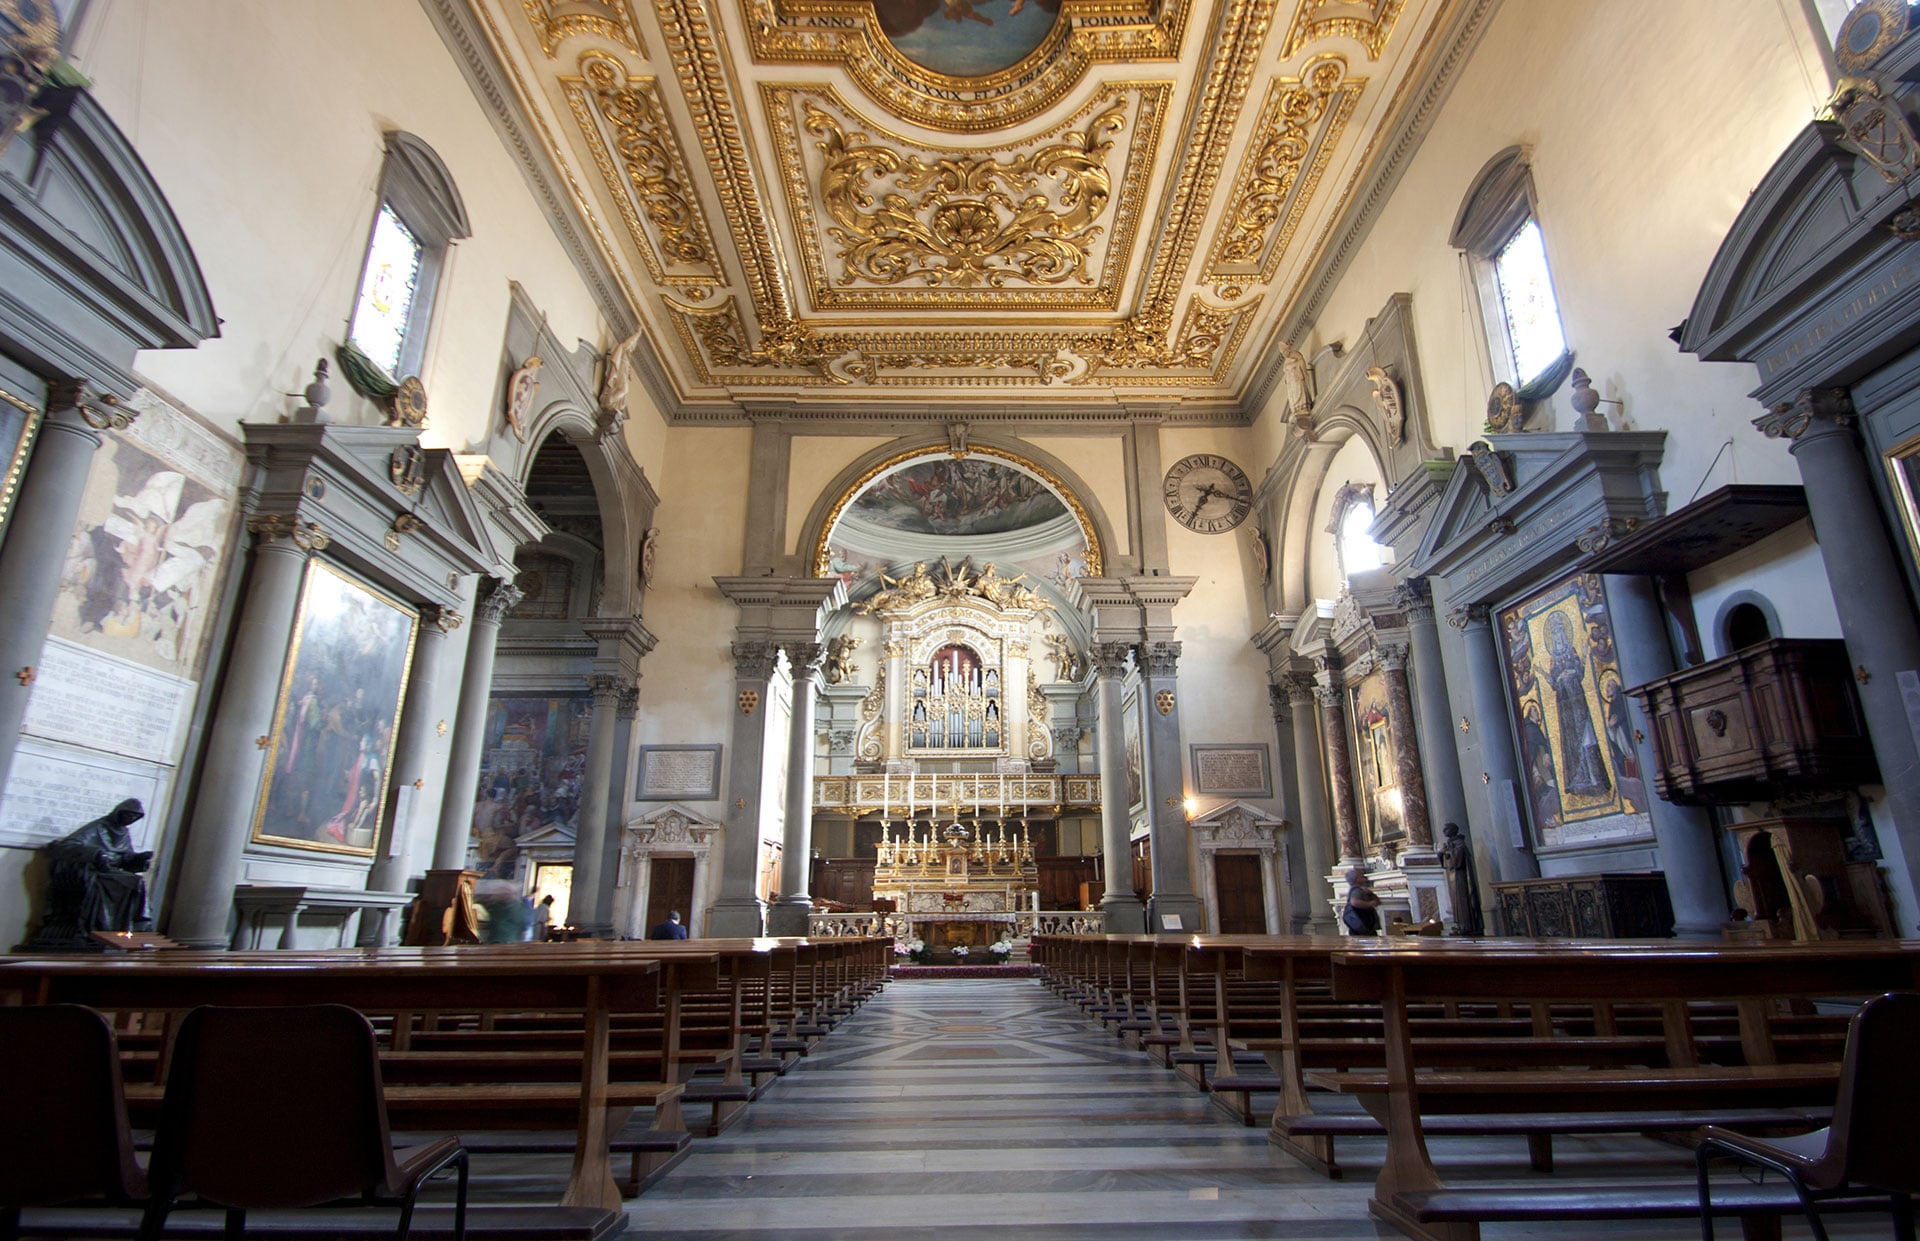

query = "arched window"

[
  {"left": 1452, "top": 147, "right": 1569, "bottom": 390},
  {"left": 1326, "top": 481, "right": 1383, "bottom": 583},
  {"left": 346, "top": 132, "right": 470, "bottom": 381}
]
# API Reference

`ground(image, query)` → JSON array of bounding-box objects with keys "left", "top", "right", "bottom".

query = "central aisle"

[{"left": 623, "top": 976, "right": 1381, "bottom": 1239}]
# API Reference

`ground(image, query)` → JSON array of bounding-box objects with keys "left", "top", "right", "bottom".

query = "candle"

[{"left": 883, "top": 770, "right": 890, "bottom": 821}]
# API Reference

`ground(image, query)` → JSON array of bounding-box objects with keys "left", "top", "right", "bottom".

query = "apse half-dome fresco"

[
  {"left": 870, "top": 0, "right": 1062, "bottom": 77},
  {"left": 825, "top": 454, "right": 1090, "bottom": 600}
]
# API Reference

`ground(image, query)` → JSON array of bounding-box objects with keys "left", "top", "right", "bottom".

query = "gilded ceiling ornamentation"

[
  {"left": 564, "top": 52, "right": 720, "bottom": 284},
  {"left": 1280, "top": 0, "right": 1404, "bottom": 60},
  {"left": 522, "top": 0, "right": 647, "bottom": 57},
  {"left": 770, "top": 87, "right": 1165, "bottom": 309},
  {"left": 811, "top": 98, "right": 1119, "bottom": 289},
  {"left": 742, "top": 0, "right": 1187, "bottom": 132},
  {"left": 1207, "top": 55, "right": 1364, "bottom": 287}
]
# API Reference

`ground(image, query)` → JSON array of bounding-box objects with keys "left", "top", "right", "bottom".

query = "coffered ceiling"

[{"left": 441, "top": 0, "right": 1490, "bottom": 422}]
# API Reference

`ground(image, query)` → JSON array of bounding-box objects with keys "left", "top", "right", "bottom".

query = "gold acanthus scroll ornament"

[{"left": 806, "top": 100, "right": 1127, "bottom": 289}]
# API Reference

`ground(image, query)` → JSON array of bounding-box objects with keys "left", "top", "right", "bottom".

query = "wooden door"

[
  {"left": 1214, "top": 853, "right": 1267, "bottom": 934},
  {"left": 647, "top": 856, "right": 696, "bottom": 931}
]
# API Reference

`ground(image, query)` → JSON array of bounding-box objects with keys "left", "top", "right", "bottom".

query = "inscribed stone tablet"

[{"left": 636, "top": 745, "right": 723, "bottom": 800}]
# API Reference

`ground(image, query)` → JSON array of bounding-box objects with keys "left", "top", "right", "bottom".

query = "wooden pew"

[{"left": 1307, "top": 939, "right": 1920, "bottom": 1241}]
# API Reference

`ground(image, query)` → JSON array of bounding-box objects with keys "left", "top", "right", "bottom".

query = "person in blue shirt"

[{"left": 649, "top": 909, "right": 690, "bottom": 939}]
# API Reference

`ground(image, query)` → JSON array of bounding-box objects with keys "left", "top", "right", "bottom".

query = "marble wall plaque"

[
  {"left": 636, "top": 744, "right": 723, "bottom": 800},
  {"left": 1190, "top": 744, "right": 1272, "bottom": 797},
  {"left": 0, "top": 736, "right": 170, "bottom": 850},
  {"left": 21, "top": 636, "right": 193, "bottom": 764}
]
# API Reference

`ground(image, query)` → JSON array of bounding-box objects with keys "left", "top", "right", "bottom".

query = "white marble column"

[
  {"left": 432, "top": 579, "right": 521, "bottom": 871},
  {"left": 1093, "top": 641, "right": 1145, "bottom": 932},
  {"left": 768, "top": 641, "right": 824, "bottom": 936},
  {"left": 1138, "top": 639, "right": 1200, "bottom": 931},
  {"left": 166, "top": 517, "right": 327, "bottom": 948}
]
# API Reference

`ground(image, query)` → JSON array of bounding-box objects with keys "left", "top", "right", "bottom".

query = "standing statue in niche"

[
  {"left": 1280, "top": 341, "right": 1315, "bottom": 435},
  {"left": 1438, "top": 822, "right": 1484, "bottom": 936},
  {"left": 23, "top": 799, "right": 153, "bottom": 950}
]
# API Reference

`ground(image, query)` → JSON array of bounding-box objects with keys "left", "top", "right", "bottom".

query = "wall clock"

[{"left": 1162, "top": 453, "right": 1252, "bottom": 534}]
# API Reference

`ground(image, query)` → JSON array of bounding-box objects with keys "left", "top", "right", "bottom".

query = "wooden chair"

[
  {"left": 1697, "top": 991, "right": 1920, "bottom": 1241},
  {"left": 140, "top": 1004, "right": 467, "bottom": 1241},
  {"left": 0, "top": 1004, "right": 148, "bottom": 1241}
]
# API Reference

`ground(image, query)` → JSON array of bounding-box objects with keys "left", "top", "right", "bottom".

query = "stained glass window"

[
  {"left": 347, "top": 203, "right": 423, "bottom": 378},
  {"left": 1493, "top": 217, "right": 1567, "bottom": 385}
]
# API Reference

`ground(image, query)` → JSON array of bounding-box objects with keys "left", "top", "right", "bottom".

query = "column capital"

[
  {"left": 1376, "top": 640, "right": 1409, "bottom": 674},
  {"left": 782, "top": 640, "right": 826, "bottom": 681},
  {"left": 1091, "top": 641, "right": 1134, "bottom": 678},
  {"left": 1281, "top": 669, "right": 1319, "bottom": 707},
  {"left": 1137, "top": 639, "right": 1180, "bottom": 678},
  {"left": 1313, "top": 682, "right": 1345, "bottom": 709},
  {"left": 475, "top": 578, "right": 524, "bottom": 624},
  {"left": 1754, "top": 387, "right": 1853, "bottom": 440},
  {"left": 247, "top": 512, "right": 329, "bottom": 552},
  {"left": 616, "top": 686, "right": 640, "bottom": 720},
  {"left": 1446, "top": 602, "right": 1490, "bottom": 631},
  {"left": 47, "top": 379, "right": 138, "bottom": 433},
  {"left": 1393, "top": 577, "right": 1435, "bottom": 625},
  {"left": 732, "top": 639, "right": 779, "bottom": 679},
  {"left": 586, "top": 672, "right": 627, "bottom": 700}
]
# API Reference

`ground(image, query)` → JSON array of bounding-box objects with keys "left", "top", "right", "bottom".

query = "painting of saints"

[
  {"left": 1601, "top": 674, "right": 1646, "bottom": 813},
  {"left": 1544, "top": 610, "right": 1612, "bottom": 799}
]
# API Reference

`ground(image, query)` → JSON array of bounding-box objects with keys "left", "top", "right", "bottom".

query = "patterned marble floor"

[
  {"left": 600, "top": 977, "right": 1882, "bottom": 1240},
  {"left": 22, "top": 976, "right": 1882, "bottom": 1238}
]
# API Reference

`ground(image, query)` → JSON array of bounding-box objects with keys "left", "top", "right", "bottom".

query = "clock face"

[{"left": 1162, "top": 453, "right": 1252, "bottom": 534}]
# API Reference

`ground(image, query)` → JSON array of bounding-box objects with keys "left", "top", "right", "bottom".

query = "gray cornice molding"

[
  {"left": 418, "top": 0, "right": 636, "bottom": 341},
  {"left": 1247, "top": 0, "right": 1502, "bottom": 414}
]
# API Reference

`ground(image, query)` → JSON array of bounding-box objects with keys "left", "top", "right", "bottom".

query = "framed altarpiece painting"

[
  {"left": 251, "top": 559, "right": 419, "bottom": 855},
  {"left": 1498, "top": 571, "right": 1652, "bottom": 849}
]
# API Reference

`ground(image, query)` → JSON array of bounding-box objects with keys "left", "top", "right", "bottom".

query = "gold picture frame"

[
  {"left": 252, "top": 559, "right": 418, "bottom": 856},
  {"left": 1883, "top": 430, "right": 1920, "bottom": 572},
  {"left": 0, "top": 383, "right": 46, "bottom": 547}
]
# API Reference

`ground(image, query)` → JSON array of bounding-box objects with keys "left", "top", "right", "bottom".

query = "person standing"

[
  {"left": 649, "top": 909, "right": 690, "bottom": 940},
  {"left": 532, "top": 893, "right": 555, "bottom": 941},
  {"left": 1340, "top": 866, "right": 1381, "bottom": 937}
]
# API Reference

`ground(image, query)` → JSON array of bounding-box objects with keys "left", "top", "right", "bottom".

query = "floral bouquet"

[{"left": 951, "top": 944, "right": 970, "bottom": 960}]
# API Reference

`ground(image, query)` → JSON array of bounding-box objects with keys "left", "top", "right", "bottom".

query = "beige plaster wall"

[
  {"left": 1023, "top": 435, "right": 1131, "bottom": 557},
  {"left": 76, "top": 1, "right": 610, "bottom": 453},
  {"left": 1158, "top": 427, "right": 1282, "bottom": 812},
  {"left": 1290, "top": 0, "right": 1829, "bottom": 500},
  {"left": 785, "top": 435, "right": 897, "bottom": 557},
  {"left": 627, "top": 427, "right": 753, "bottom": 812}
]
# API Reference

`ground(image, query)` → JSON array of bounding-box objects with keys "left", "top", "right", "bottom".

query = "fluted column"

[
  {"left": 1093, "top": 641, "right": 1145, "bottom": 932},
  {"left": 432, "top": 579, "right": 521, "bottom": 871},
  {"left": 1138, "top": 640, "right": 1201, "bottom": 931},
  {"left": 1758, "top": 390, "right": 1920, "bottom": 896},
  {"left": 767, "top": 641, "right": 824, "bottom": 936},
  {"left": 708, "top": 641, "right": 780, "bottom": 937},
  {"left": 366, "top": 606, "right": 459, "bottom": 910},
  {"left": 0, "top": 388, "right": 117, "bottom": 794},
  {"left": 568, "top": 673, "right": 628, "bottom": 937},
  {"left": 1377, "top": 642, "right": 1432, "bottom": 849},
  {"left": 166, "top": 517, "right": 328, "bottom": 948},
  {"left": 1316, "top": 660, "right": 1363, "bottom": 865},
  {"left": 1282, "top": 672, "right": 1337, "bottom": 931},
  {"left": 1397, "top": 578, "right": 1473, "bottom": 846},
  {"left": 1452, "top": 603, "right": 1539, "bottom": 887}
]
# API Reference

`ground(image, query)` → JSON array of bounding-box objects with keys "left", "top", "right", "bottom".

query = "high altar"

[{"left": 874, "top": 816, "right": 1038, "bottom": 953}]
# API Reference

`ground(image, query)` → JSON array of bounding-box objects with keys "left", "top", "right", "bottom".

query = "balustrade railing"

[
  {"left": 811, "top": 772, "right": 1100, "bottom": 814},
  {"left": 808, "top": 910, "right": 1105, "bottom": 938}
]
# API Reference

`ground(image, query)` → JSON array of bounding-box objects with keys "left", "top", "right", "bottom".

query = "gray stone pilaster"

[
  {"left": 166, "top": 520, "right": 324, "bottom": 948},
  {"left": 366, "top": 606, "right": 457, "bottom": 909},
  {"left": 1398, "top": 578, "right": 1473, "bottom": 849},
  {"left": 432, "top": 579, "right": 521, "bottom": 871},
  {"left": 1138, "top": 639, "right": 1200, "bottom": 932},
  {"left": 596, "top": 686, "right": 640, "bottom": 934},
  {"left": 1760, "top": 390, "right": 1920, "bottom": 915},
  {"left": 767, "top": 642, "right": 825, "bottom": 936},
  {"left": 1452, "top": 603, "right": 1540, "bottom": 887},
  {"left": 1602, "top": 573, "right": 1726, "bottom": 937},
  {"left": 0, "top": 394, "right": 110, "bottom": 794},
  {"left": 707, "top": 641, "right": 779, "bottom": 937},
  {"left": 1093, "top": 641, "right": 1145, "bottom": 932},
  {"left": 1283, "top": 671, "right": 1337, "bottom": 932},
  {"left": 568, "top": 673, "right": 627, "bottom": 937}
]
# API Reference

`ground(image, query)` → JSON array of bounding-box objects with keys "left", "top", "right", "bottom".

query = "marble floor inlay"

[{"left": 605, "top": 978, "right": 1878, "bottom": 1240}]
